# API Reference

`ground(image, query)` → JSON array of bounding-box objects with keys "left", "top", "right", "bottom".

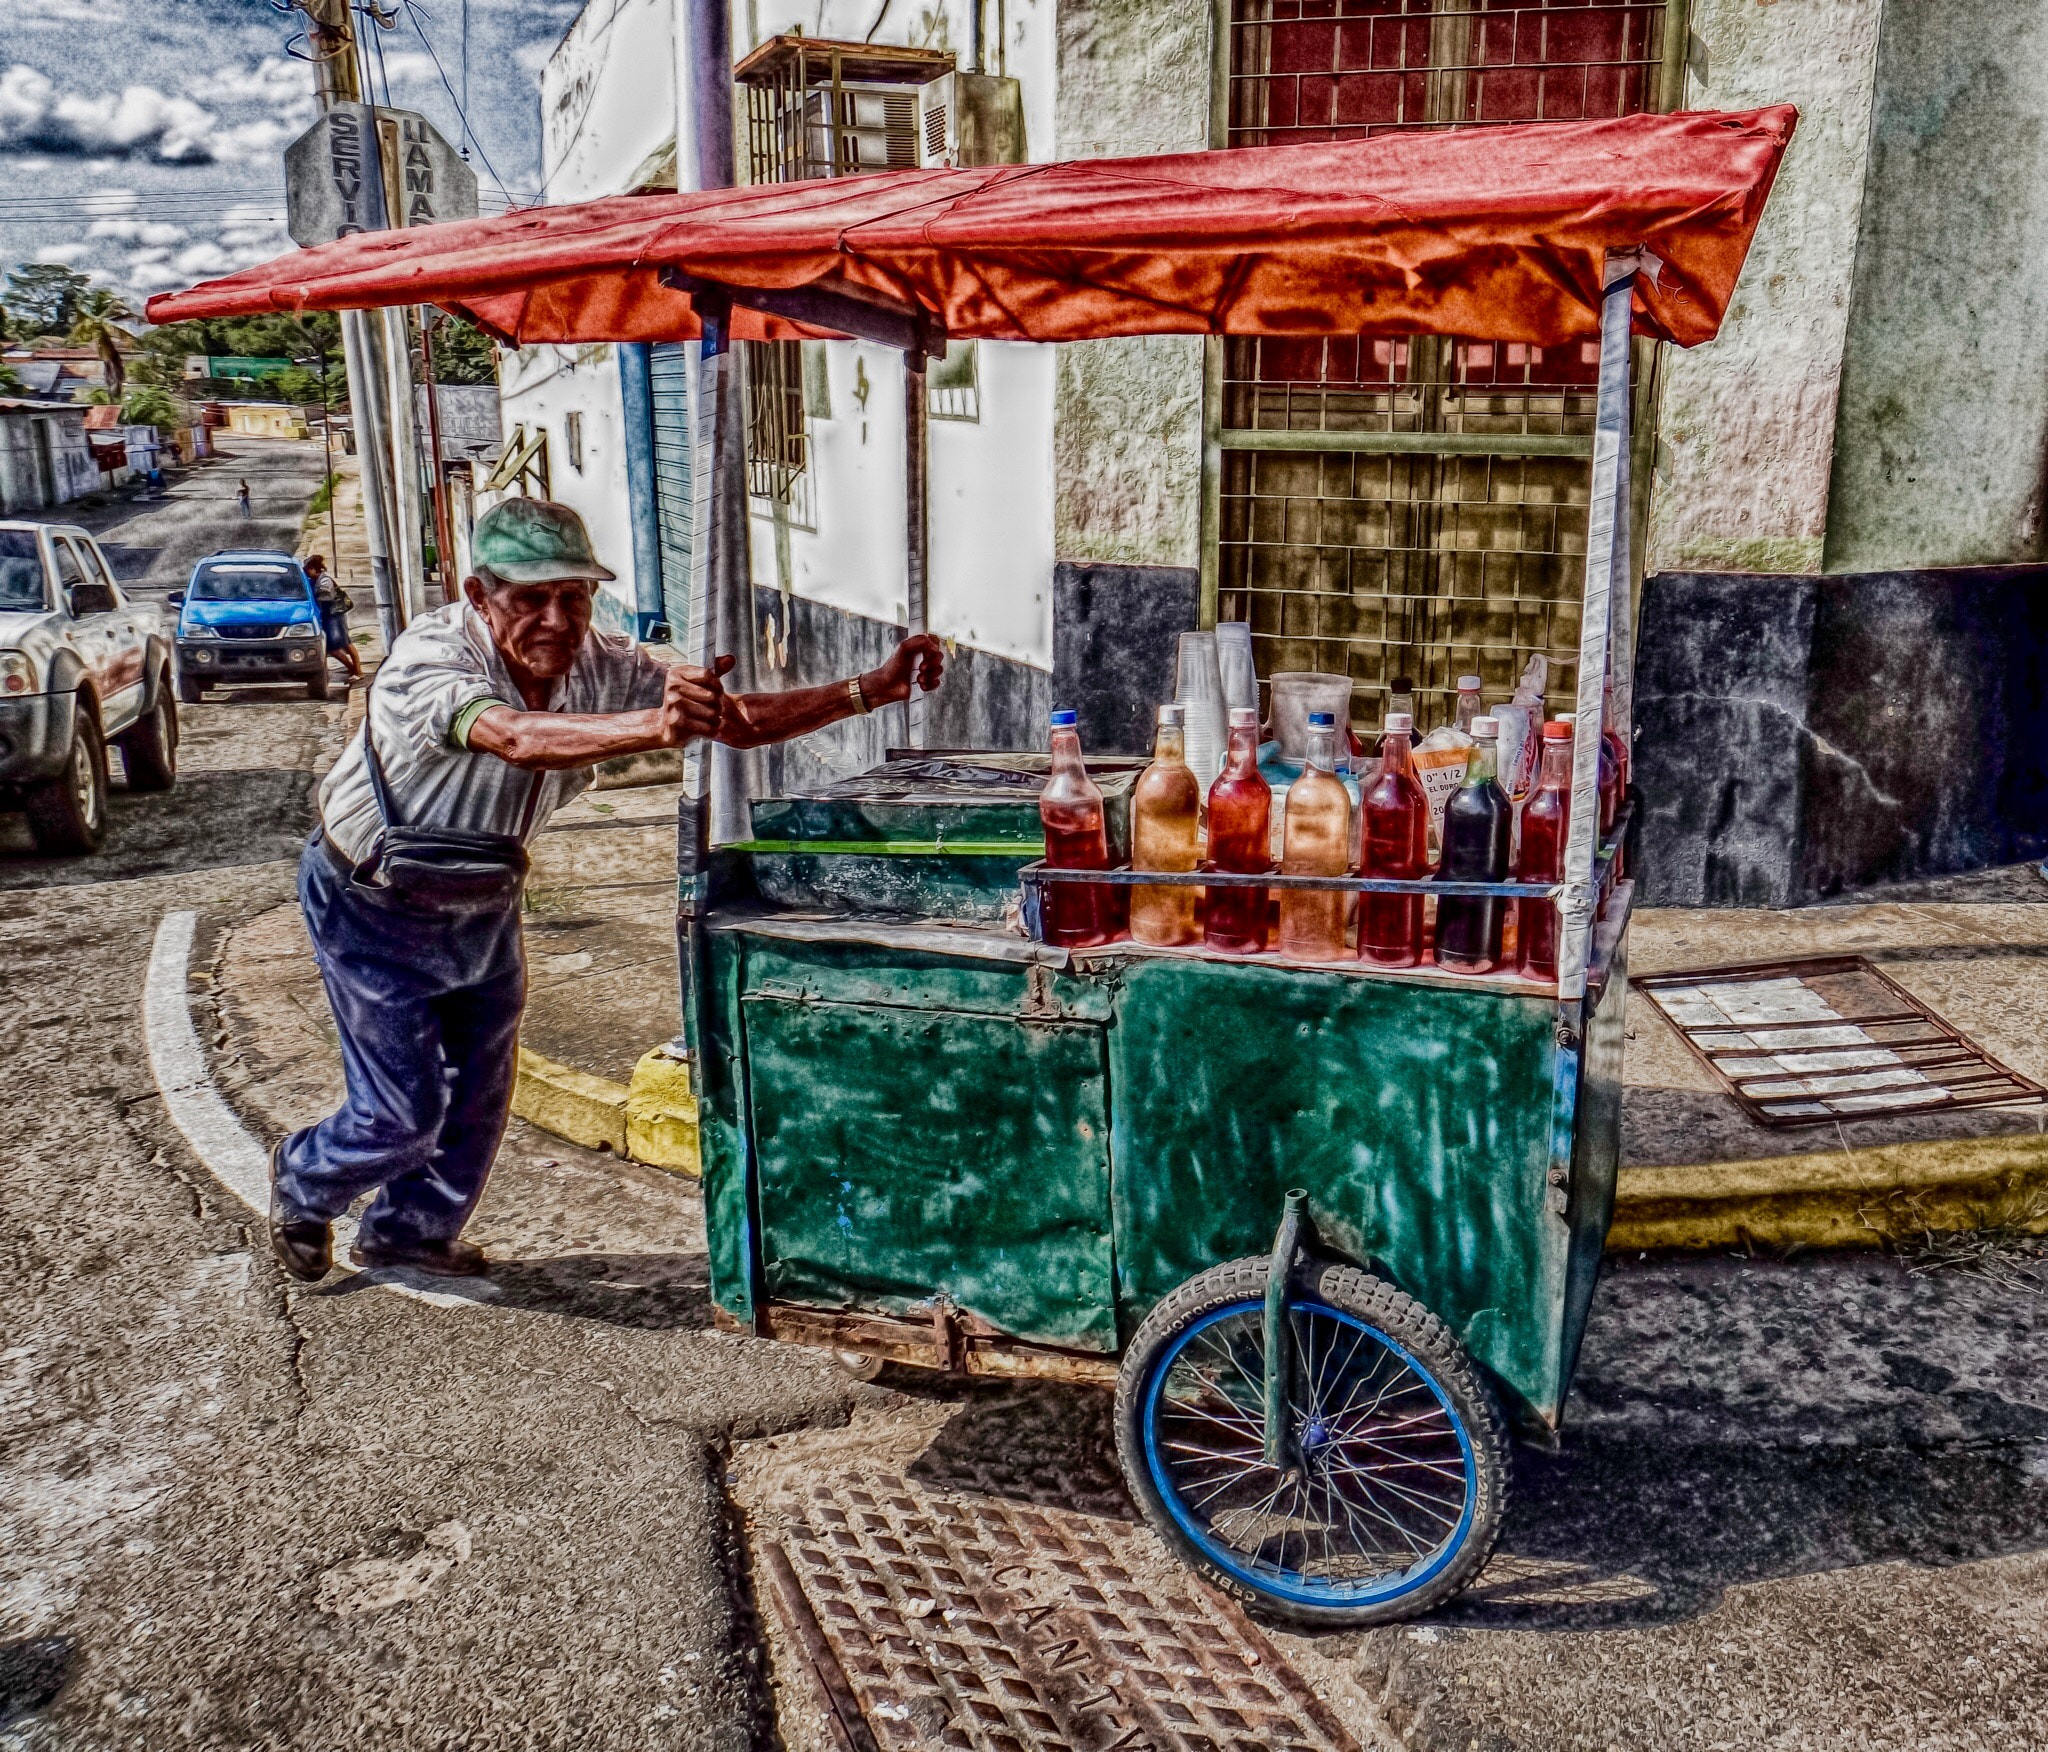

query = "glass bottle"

[
  {"left": 1278, "top": 711, "right": 1352, "bottom": 960},
  {"left": 1388, "top": 676, "right": 1416, "bottom": 726},
  {"left": 1435, "top": 715, "right": 1511, "bottom": 974},
  {"left": 1453, "top": 674, "right": 1483, "bottom": 734},
  {"left": 1038, "top": 708, "right": 1113, "bottom": 948},
  {"left": 1205, "top": 706, "right": 1272, "bottom": 953},
  {"left": 1131, "top": 703, "right": 1201, "bottom": 947},
  {"left": 1516, "top": 720, "right": 1574, "bottom": 979},
  {"left": 1357, "top": 711, "right": 1429, "bottom": 967}
]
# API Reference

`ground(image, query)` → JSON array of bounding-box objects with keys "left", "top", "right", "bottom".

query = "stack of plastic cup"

[
  {"left": 1216, "top": 622, "right": 1259, "bottom": 721},
  {"left": 1175, "top": 630, "right": 1228, "bottom": 795}
]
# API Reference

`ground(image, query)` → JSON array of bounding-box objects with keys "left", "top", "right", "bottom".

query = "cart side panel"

[
  {"left": 1107, "top": 957, "right": 1568, "bottom": 1419},
  {"left": 742, "top": 992, "right": 1119, "bottom": 1351},
  {"left": 1559, "top": 942, "right": 1629, "bottom": 1400},
  {"left": 698, "top": 927, "right": 760, "bottom": 1328}
]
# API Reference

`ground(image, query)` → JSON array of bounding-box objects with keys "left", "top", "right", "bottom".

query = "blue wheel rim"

[{"left": 1141, "top": 1297, "right": 1477, "bottom": 1610}]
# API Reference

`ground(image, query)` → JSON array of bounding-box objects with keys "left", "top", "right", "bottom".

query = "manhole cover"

[
  {"left": 1634, "top": 955, "right": 2046, "bottom": 1127},
  {"left": 739, "top": 1398, "right": 1362, "bottom": 1752}
]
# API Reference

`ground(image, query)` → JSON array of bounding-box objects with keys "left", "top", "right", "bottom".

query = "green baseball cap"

[{"left": 471, "top": 497, "right": 617, "bottom": 584}]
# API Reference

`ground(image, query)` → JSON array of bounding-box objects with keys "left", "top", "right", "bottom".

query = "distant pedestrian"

[
  {"left": 304, "top": 553, "right": 363, "bottom": 683},
  {"left": 236, "top": 479, "right": 251, "bottom": 519}
]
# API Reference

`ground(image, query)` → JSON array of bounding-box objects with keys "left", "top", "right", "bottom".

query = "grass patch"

[{"left": 306, "top": 470, "right": 337, "bottom": 520}]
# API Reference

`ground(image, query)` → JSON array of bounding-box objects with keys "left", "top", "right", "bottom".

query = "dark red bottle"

[
  {"left": 1204, "top": 707, "right": 1272, "bottom": 953},
  {"left": 1039, "top": 709, "right": 1114, "bottom": 947},
  {"left": 1516, "top": 720, "right": 1574, "bottom": 979},
  {"left": 1357, "top": 712, "right": 1429, "bottom": 967}
]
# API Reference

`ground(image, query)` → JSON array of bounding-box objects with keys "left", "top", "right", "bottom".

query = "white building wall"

[{"left": 492, "top": 0, "right": 678, "bottom": 628}]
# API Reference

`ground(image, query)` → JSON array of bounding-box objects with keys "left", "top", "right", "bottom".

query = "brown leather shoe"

[
  {"left": 350, "top": 1235, "right": 489, "bottom": 1277},
  {"left": 267, "top": 1142, "right": 332, "bottom": 1282}
]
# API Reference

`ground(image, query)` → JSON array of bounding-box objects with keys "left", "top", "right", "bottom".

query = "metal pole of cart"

[
  {"left": 1554, "top": 248, "right": 1642, "bottom": 1005},
  {"left": 903, "top": 352, "right": 930, "bottom": 748}
]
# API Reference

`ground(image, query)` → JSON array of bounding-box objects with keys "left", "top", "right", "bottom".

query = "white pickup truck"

[{"left": 0, "top": 520, "right": 178, "bottom": 854}]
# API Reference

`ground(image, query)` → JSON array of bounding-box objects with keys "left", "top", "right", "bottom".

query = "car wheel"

[
  {"left": 306, "top": 668, "right": 330, "bottom": 702},
  {"left": 118, "top": 678, "right": 178, "bottom": 792},
  {"left": 27, "top": 710, "right": 110, "bottom": 856},
  {"left": 177, "top": 673, "right": 204, "bottom": 705}
]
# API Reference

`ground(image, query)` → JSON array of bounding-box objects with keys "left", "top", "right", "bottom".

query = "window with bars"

[
  {"left": 1218, "top": 0, "right": 1673, "bottom": 727},
  {"left": 745, "top": 337, "right": 810, "bottom": 506}
]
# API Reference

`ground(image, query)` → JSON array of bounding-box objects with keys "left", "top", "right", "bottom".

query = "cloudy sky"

[{"left": 0, "top": 0, "right": 579, "bottom": 315}]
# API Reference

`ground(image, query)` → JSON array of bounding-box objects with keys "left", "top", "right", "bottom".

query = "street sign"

[{"left": 285, "top": 104, "right": 477, "bottom": 246}]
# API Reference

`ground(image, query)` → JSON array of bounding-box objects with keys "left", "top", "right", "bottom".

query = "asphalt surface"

[
  {"left": 3, "top": 461, "right": 2047, "bottom": 1749},
  {"left": 50, "top": 434, "right": 330, "bottom": 599}
]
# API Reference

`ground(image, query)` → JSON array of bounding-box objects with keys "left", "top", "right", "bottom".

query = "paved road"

[
  {"left": 49, "top": 435, "right": 330, "bottom": 598},
  {"left": 3, "top": 455, "right": 2046, "bottom": 1747}
]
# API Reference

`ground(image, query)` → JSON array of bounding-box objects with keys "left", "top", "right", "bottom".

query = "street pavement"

[{"left": 4, "top": 468, "right": 2048, "bottom": 1750}]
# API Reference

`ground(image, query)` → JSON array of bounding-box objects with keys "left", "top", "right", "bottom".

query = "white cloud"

[
  {"left": 0, "top": 63, "right": 219, "bottom": 161},
  {"left": 86, "top": 218, "right": 187, "bottom": 246},
  {"left": 514, "top": 39, "right": 559, "bottom": 75},
  {"left": 184, "top": 56, "right": 312, "bottom": 112},
  {"left": 168, "top": 241, "right": 236, "bottom": 278},
  {"left": 33, "top": 241, "right": 90, "bottom": 265},
  {"left": 126, "top": 259, "right": 189, "bottom": 293},
  {"left": 9, "top": 0, "right": 128, "bottom": 26},
  {"left": 379, "top": 51, "right": 441, "bottom": 87}
]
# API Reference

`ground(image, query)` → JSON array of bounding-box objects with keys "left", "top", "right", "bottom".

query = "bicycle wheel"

[{"left": 1114, "top": 1256, "right": 1507, "bottom": 1627}]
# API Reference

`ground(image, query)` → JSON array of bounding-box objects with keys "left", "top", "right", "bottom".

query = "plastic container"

[
  {"left": 1266, "top": 671, "right": 1353, "bottom": 761},
  {"left": 1174, "top": 631, "right": 1228, "bottom": 798}
]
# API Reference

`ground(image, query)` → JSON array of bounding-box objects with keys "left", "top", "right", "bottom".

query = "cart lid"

[{"left": 146, "top": 106, "right": 1793, "bottom": 350}]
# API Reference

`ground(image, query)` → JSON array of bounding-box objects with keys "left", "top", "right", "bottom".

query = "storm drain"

[
  {"left": 1634, "top": 955, "right": 2046, "bottom": 1127},
  {"left": 741, "top": 1405, "right": 1361, "bottom": 1752}
]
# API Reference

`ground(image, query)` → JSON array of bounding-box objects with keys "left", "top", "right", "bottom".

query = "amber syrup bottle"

[
  {"left": 1357, "top": 712, "right": 1429, "bottom": 967},
  {"left": 1204, "top": 707, "right": 1272, "bottom": 953},
  {"left": 1131, "top": 703, "right": 1201, "bottom": 946},
  {"left": 1278, "top": 711, "right": 1352, "bottom": 960}
]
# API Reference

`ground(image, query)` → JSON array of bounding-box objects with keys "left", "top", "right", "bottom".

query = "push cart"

[{"left": 147, "top": 104, "right": 1792, "bottom": 1623}]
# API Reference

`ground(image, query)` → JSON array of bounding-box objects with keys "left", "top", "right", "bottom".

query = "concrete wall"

[
  {"left": 0, "top": 410, "right": 95, "bottom": 514},
  {"left": 1645, "top": 0, "right": 1886, "bottom": 577},
  {"left": 1822, "top": 2, "right": 2048, "bottom": 573},
  {"left": 1050, "top": 0, "right": 1212, "bottom": 569}
]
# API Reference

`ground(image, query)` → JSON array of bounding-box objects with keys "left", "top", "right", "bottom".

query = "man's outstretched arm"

[
  {"left": 464, "top": 663, "right": 725, "bottom": 770},
  {"left": 714, "top": 633, "right": 946, "bottom": 750}
]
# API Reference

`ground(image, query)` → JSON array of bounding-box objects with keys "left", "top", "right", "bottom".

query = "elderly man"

[{"left": 270, "top": 498, "right": 943, "bottom": 1281}]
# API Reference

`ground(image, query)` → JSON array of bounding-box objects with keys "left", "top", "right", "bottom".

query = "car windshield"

[
  {"left": 191, "top": 562, "right": 308, "bottom": 603},
  {"left": 0, "top": 530, "right": 45, "bottom": 612}
]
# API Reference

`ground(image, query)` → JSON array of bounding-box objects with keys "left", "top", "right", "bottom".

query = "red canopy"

[{"left": 147, "top": 106, "right": 1793, "bottom": 349}]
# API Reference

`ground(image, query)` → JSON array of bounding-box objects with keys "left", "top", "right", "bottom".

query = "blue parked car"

[{"left": 171, "top": 551, "right": 331, "bottom": 703}]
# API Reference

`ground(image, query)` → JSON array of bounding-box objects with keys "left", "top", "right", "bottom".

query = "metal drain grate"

[
  {"left": 756, "top": 1461, "right": 1362, "bottom": 1752},
  {"left": 1633, "top": 955, "right": 2047, "bottom": 1128}
]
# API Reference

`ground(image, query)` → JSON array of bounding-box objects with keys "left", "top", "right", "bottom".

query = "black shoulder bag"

[{"left": 357, "top": 695, "right": 540, "bottom": 909}]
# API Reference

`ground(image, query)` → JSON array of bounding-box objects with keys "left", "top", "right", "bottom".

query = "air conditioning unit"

[{"left": 917, "top": 74, "right": 1026, "bottom": 169}]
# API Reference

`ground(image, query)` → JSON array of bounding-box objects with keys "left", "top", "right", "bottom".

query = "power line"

[{"left": 397, "top": 0, "right": 518, "bottom": 207}]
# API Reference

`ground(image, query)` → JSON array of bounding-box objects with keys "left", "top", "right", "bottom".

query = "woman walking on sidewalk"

[
  {"left": 267, "top": 498, "right": 944, "bottom": 1282},
  {"left": 303, "top": 553, "right": 363, "bottom": 683}
]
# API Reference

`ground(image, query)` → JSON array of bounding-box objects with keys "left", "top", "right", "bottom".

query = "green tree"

[
  {"left": 120, "top": 385, "right": 180, "bottom": 428},
  {"left": 428, "top": 312, "right": 499, "bottom": 385},
  {"left": 0, "top": 363, "right": 20, "bottom": 392},
  {"left": 3, "top": 263, "right": 94, "bottom": 337},
  {"left": 69, "top": 287, "right": 138, "bottom": 401}
]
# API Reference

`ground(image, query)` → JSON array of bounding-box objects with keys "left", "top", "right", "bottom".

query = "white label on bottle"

[{"left": 1412, "top": 745, "right": 1471, "bottom": 841}]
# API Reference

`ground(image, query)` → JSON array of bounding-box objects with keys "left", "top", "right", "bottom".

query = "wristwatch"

[{"left": 847, "top": 675, "right": 869, "bottom": 715}]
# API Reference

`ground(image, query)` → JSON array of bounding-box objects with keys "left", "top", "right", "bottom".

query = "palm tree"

[{"left": 68, "top": 288, "right": 138, "bottom": 404}]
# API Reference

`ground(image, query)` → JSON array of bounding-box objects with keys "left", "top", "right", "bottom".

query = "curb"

[
  {"left": 511, "top": 1045, "right": 699, "bottom": 1175},
  {"left": 1609, "top": 1132, "right": 2048, "bottom": 1252}
]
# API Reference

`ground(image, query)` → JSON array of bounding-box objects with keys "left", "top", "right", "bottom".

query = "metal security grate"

[
  {"left": 1633, "top": 956, "right": 2048, "bottom": 1129},
  {"left": 1228, "top": 0, "right": 1667, "bottom": 145},
  {"left": 1223, "top": 333, "right": 1604, "bottom": 441},
  {"left": 758, "top": 1462, "right": 1363, "bottom": 1752},
  {"left": 1218, "top": 446, "right": 1589, "bottom": 725},
  {"left": 746, "top": 337, "right": 811, "bottom": 506}
]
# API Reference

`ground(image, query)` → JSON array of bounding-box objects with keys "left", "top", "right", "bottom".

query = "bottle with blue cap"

[
  {"left": 1278, "top": 710, "right": 1353, "bottom": 959},
  {"left": 1038, "top": 708, "right": 1114, "bottom": 947}
]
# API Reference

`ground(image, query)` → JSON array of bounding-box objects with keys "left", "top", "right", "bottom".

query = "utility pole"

[
  {"left": 418, "top": 313, "right": 457, "bottom": 599},
  {"left": 292, "top": 0, "right": 407, "bottom": 651}
]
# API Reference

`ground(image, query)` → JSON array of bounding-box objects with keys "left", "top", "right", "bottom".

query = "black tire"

[
  {"left": 177, "top": 673, "right": 204, "bottom": 705},
  {"left": 1114, "top": 1255, "right": 1508, "bottom": 1629},
  {"left": 26, "top": 709, "right": 110, "bottom": 855},
  {"left": 306, "top": 669, "right": 330, "bottom": 702},
  {"left": 118, "top": 678, "right": 178, "bottom": 792}
]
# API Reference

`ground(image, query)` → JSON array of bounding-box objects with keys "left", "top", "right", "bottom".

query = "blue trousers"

[{"left": 276, "top": 834, "right": 525, "bottom": 1248}]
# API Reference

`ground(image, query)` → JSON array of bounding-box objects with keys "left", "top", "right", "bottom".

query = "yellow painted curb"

[
  {"left": 625, "top": 1047, "right": 701, "bottom": 1177},
  {"left": 1610, "top": 1132, "right": 2048, "bottom": 1253},
  {"left": 511, "top": 1047, "right": 628, "bottom": 1156}
]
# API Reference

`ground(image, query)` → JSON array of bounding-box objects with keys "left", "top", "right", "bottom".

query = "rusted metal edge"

[
  {"left": 759, "top": 1541, "right": 881, "bottom": 1752},
  {"left": 713, "top": 1302, "right": 1121, "bottom": 1386}
]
